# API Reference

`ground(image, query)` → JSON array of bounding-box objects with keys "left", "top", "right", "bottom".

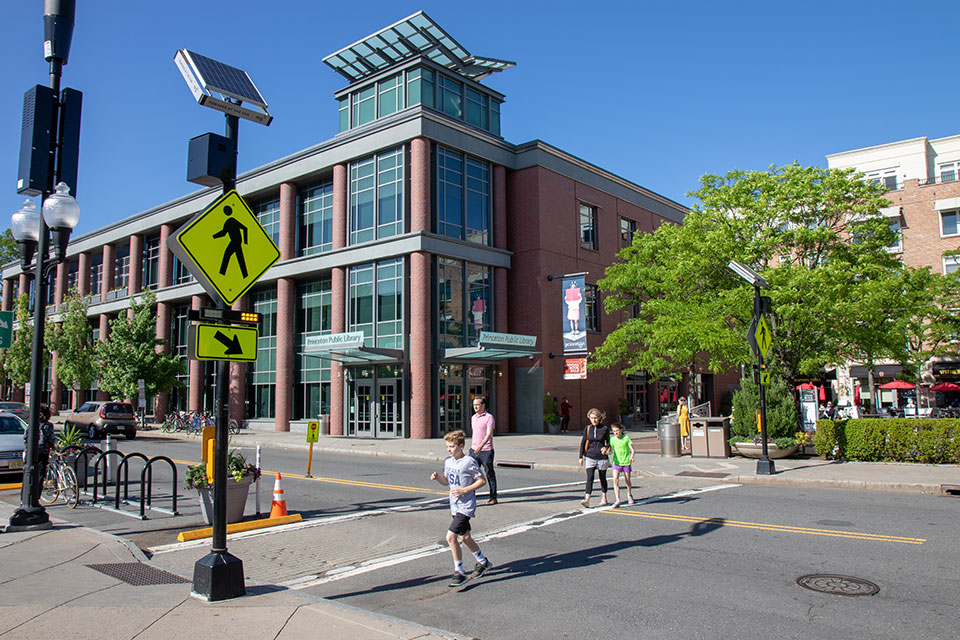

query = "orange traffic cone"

[{"left": 270, "top": 472, "right": 288, "bottom": 518}]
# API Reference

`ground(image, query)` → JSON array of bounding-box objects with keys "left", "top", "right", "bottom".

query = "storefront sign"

[
  {"left": 564, "top": 358, "right": 587, "bottom": 380},
  {"left": 304, "top": 331, "right": 365, "bottom": 351},
  {"left": 478, "top": 331, "right": 536, "bottom": 349},
  {"left": 561, "top": 276, "right": 587, "bottom": 354}
]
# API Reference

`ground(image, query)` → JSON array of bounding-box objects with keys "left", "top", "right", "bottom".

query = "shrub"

[
  {"left": 812, "top": 418, "right": 960, "bottom": 463},
  {"left": 730, "top": 377, "right": 798, "bottom": 441}
]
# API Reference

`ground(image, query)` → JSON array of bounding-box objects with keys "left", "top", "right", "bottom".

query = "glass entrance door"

[
  {"left": 350, "top": 381, "right": 374, "bottom": 436},
  {"left": 376, "top": 379, "right": 402, "bottom": 437},
  {"left": 440, "top": 378, "right": 463, "bottom": 434}
]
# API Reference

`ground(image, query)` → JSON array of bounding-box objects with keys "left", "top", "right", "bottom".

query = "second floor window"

[
  {"left": 301, "top": 179, "right": 334, "bottom": 256},
  {"left": 350, "top": 147, "right": 404, "bottom": 245},
  {"left": 620, "top": 217, "right": 637, "bottom": 249},
  {"left": 942, "top": 210, "right": 959, "bottom": 237},
  {"left": 435, "top": 147, "right": 489, "bottom": 244},
  {"left": 142, "top": 236, "right": 160, "bottom": 290},
  {"left": 585, "top": 284, "right": 600, "bottom": 332},
  {"left": 580, "top": 203, "right": 597, "bottom": 251},
  {"left": 114, "top": 246, "right": 130, "bottom": 292},
  {"left": 255, "top": 197, "right": 281, "bottom": 246},
  {"left": 943, "top": 255, "right": 959, "bottom": 275},
  {"left": 89, "top": 258, "right": 102, "bottom": 296}
]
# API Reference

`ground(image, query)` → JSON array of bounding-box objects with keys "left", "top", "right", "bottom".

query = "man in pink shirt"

[{"left": 469, "top": 396, "right": 498, "bottom": 505}]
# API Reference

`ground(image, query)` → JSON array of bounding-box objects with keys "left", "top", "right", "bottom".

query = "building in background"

[
  {"left": 2, "top": 12, "right": 736, "bottom": 437},
  {"left": 827, "top": 135, "right": 960, "bottom": 409}
]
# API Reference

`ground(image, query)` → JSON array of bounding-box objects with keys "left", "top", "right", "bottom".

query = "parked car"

[
  {"left": 65, "top": 402, "right": 137, "bottom": 440},
  {"left": 0, "top": 412, "right": 27, "bottom": 476},
  {"left": 0, "top": 402, "right": 28, "bottom": 422}
]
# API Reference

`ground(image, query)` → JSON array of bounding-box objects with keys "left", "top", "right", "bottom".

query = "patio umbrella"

[
  {"left": 854, "top": 385, "right": 861, "bottom": 405},
  {"left": 817, "top": 385, "right": 827, "bottom": 402},
  {"left": 930, "top": 382, "right": 960, "bottom": 392},
  {"left": 796, "top": 382, "right": 815, "bottom": 390},
  {"left": 877, "top": 380, "right": 915, "bottom": 389}
]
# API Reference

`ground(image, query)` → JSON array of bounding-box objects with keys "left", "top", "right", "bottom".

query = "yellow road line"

[
  {"left": 604, "top": 509, "right": 925, "bottom": 545},
  {"left": 168, "top": 459, "right": 447, "bottom": 496}
]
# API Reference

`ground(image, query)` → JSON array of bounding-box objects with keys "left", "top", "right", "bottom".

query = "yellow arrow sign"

[
  {"left": 168, "top": 190, "right": 281, "bottom": 306},
  {"left": 755, "top": 315, "right": 773, "bottom": 360},
  {"left": 190, "top": 323, "right": 259, "bottom": 362},
  {"left": 760, "top": 370, "right": 771, "bottom": 386}
]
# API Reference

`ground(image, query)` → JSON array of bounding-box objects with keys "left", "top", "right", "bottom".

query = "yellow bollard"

[{"left": 756, "top": 409, "right": 762, "bottom": 433}]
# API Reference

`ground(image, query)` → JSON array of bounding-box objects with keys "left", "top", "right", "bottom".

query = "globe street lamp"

[{"left": 8, "top": 183, "right": 79, "bottom": 529}]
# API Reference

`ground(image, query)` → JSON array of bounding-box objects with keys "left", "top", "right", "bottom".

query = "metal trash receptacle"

[
  {"left": 706, "top": 417, "right": 731, "bottom": 457},
  {"left": 690, "top": 419, "right": 709, "bottom": 457},
  {"left": 658, "top": 414, "right": 681, "bottom": 457},
  {"left": 317, "top": 415, "right": 328, "bottom": 435}
]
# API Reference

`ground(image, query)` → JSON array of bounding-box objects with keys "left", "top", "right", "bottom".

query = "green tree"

[
  {"left": 45, "top": 290, "right": 98, "bottom": 409},
  {"left": 94, "top": 289, "right": 185, "bottom": 400},
  {"left": 0, "top": 229, "right": 18, "bottom": 266},
  {"left": 896, "top": 267, "right": 960, "bottom": 391},
  {"left": 0, "top": 293, "right": 48, "bottom": 387},
  {"left": 594, "top": 163, "right": 903, "bottom": 428}
]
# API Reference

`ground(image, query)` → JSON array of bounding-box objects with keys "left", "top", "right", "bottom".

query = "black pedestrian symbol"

[{"left": 212, "top": 205, "right": 248, "bottom": 278}]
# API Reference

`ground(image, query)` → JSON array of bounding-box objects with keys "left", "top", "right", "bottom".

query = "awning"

[
  {"left": 849, "top": 364, "right": 903, "bottom": 379},
  {"left": 442, "top": 331, "right": 538, "bottom": 362},
  {"left": 301, "top": 331, "right": 403, "bottom": 364},
  {"left": 933, "top": 362, "right": 960, "bottom": 380}
]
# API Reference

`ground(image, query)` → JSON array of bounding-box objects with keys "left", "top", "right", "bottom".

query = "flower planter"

[
  {"left": 546, "top": 421, "right": 561, "bottom": 434},
  {"left": 196, "top": 475, "right": 254, "bottom": 524},
  {"left": 732, "top": 442, "right": 799, "bottom": 459}
]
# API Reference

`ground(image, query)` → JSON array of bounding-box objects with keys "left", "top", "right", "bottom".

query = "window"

[
  {"left": 351, "top": 85, "right": 375, "bottom": 127},
  {"left": 348, "top": 258, "right": 404, "bottom": 349},
  {"left": 438, "top": 259, "right": 491, "bottom": 350},
  {"left": 435, "top": 146, "right": 489, "bottom": 244},
  {"left": 439, "top": 75, "right": 463, "bottom": 119},
  {"left": 620, "top": 217, "right": 637, "bottom": 249},
  {"left": 248, "top": 289, "right": 278, "bottom": 418},
  {"left": 465, "top": 88, "right": 488, "bottom": 129},
  {"left": 142, "top": 236, "right": 160, "bottom": 290},
  {"left": 66, "top": 261, "right": 78, "bottom": 294},
  {"left": 338, "top": 97, "right": 349, "bottom": 133},
  {"left": 580, "top": 203, "right": 598, "bottom": 250},
  {"left": 296, "top": 278, "right": 331, "bottom": 420},
  {"left": 865, "top": 168, "right": 898, "bottom": 191},
  {"left": 940, "top": 162, "right": 958, "bottom": 183},
  {"left": 406, "top": 67, "right": 434, "bottom": 109},
  {"left": 378, "top": 74, "right": 403, "bottom": 117},
  {"left": 349, "top": 147, "right": 404, "bottom": 245},
  {"left": 254, "top": 197, "right": 280, "bottom": 245},
  {"left": 301, "top": 179, "right": 333, "bottom": 256},
  {"left": 941, "top": 210, "right": 959, "bottom": 237},
  {"left": 584, "top": 284, "right": 601, "bottom": 332},
  {"left": 886, "top": 217, "right": 902, "bottom": 253},
  {"left": 169, "top": 303, "right": 190, "bottom": 411},
  {"left": 114, "top": 246, "right": 130, "bottom": 294},
  {"left": 89, "top": 257, "right": 102, "bottom": 298},
  {"left": 944, "top": 255, "right": 960, "bottom": 275},
  {"left": 173, "top": 256, "right": 194, "bottom": 285}
]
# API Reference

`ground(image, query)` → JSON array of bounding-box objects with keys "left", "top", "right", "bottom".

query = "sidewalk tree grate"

[
  {"left": 87, "top": 563, "right": 189, "bottom": 586},
  {"left": 796, "top": 574, "right": 879, "bottom": 596}
]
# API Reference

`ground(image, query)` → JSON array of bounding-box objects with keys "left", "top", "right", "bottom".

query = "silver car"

[{"left": 0, "top": 412, "right": 27, "bottom": 476}]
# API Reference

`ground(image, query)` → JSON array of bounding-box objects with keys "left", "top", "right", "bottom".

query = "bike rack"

[
  {"left": 68, "top": 445, "right": 103, "bottom": 494},
  {"left": 86, "top": 450, "right": 182, "bottom": 520},
  {"left": 90, "top": 449, "right": 127, "bottom": 505},
  {"left": 138, "top": 456, "right": 179, "bottom": 518},
  {"left": 114, "top": 452, "right": 150, "bottom": 510}
]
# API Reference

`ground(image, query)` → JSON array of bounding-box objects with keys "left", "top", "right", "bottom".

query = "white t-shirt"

[{"left": 444, "top": 454, "right": 482, "bottom": 517}]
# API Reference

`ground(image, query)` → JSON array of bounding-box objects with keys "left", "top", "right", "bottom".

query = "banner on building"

[
  {"left": 564, "top": 358, "right": 587, "bottom": 380},
  {"left": 561, "top": 276, "right": 587, "bottom": 353}
]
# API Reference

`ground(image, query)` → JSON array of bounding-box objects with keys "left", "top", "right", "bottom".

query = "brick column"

[
  {"left": 97, "top": 314, "right": 111, "bottom": 400},
  {"left": 129, "top": 234, "right": 143, "bottom": 295},
  {"left": 158, "top": 224, "right": 174, "bottom": 289},
  {"left": 229, "top": 297, "right": 247, "bottom": 425},
  {"left": 1, "top": 278, "right": 12, "bottom": 311},
  {"left": 493, "top": 164, "right": 510, "bottom": 433},
  {"left": 189, "top": 296, "right": 204, "bottom": 411},
  {"left": 153, "top": 225, "right": 174, "bottom": 421},
  {"left": 410, "top": 139, "right": 432, "bottom": 439},
  {"left": 279, "top": 182, "right": 297, "bottom": 260},
  {"left": 18, "top": 273, "right": 29, "bottom": 303},
  {"left": 275, "top": 279, "right": 294, "bottom": 431},
  {"left": 330, "top": 163, "right": 348, "bottom": 436},
  {"left": 77, "top": 252, "right": 90, "bottom": 297},
  {"left": 101, "top": 244, "right": 115, "bottom": 301},
  {"left": 411, "top": 137, "right": 431, "bottom": 232}
]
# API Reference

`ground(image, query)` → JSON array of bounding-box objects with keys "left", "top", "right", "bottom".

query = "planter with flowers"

[{"left": 186, "top": 448, "right": 261, "bottom": 524}]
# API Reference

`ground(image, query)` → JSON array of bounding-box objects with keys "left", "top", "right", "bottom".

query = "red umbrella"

[
  {"left": 817, "top": 385, "right": 826, "bottom": 402},
  {"left": 796, "top": 383, "right": 815, "bottom": 390},
  {"left": 877, "top": 380, "right": 915, "bottom": 389},
  {"left": 853, "top": 385, "right": 861, "bottom": 405},
  {"left": 931, "top": 382, "right": 960, "bottom": 392}
]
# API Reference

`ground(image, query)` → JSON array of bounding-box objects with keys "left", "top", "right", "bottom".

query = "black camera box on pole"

[
  {"left": 187, "top": 132, "right": 233, "bottom": 187},
  {"left": 58, "top": 88, "right": 83, "bottom": 198},
  {"left": 17, "top": 85, "right": 56, "bottom": 197}
]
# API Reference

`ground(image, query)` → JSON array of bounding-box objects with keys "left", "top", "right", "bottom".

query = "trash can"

[
  {"left": 317, "top": 415, "right": 329, "bottom": 436},
  {"left": 658, "top": 414, "right": 681, "bottom": 457},
  {"left": 705, "top": 417, "right": 731, "bottom": 458},
  {"left": 690, "top": 419, "right": 709, "bottom": 457}
]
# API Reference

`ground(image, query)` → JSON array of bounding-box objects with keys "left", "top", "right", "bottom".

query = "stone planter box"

[
  {"left": 732, "top": 442, "right": 799, "bottom": 459},
  {"left": 197, "top": 475, "right": 254, "bottom": 524}
]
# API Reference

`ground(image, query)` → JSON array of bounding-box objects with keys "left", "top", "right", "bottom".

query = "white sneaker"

[{"left": 611, "top": 500, "right": 621, "bottom": 509}]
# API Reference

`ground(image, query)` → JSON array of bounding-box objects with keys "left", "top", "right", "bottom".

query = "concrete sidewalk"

[{"left": 0, "top": 503, "right": 458, "bottom": 640}]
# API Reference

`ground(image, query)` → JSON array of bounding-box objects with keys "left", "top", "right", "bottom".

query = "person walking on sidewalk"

[
  {"left": 469, "top": 396, "right": 498, "bottom": 505},
  {"left": 678, "top": 396, "right": 691, "bottom": 453},
  {"left": 559, "top": 396, "right": 572, "bottom": 432},
  {"left": 578, "top": 408, "right": 611, "bottom": 508},
  {"left": 431, "top": 430, "right": 493, "bottom": 587},
  {"left": 609, "top": 422, "right": 636, "bottom": 507}
]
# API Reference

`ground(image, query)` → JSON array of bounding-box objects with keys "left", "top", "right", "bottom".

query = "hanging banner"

[
  {"left": 564, "top": 358, "right": 587, "bottom": 380},
  {"left": 561, "top": 276, "right": 587, "bottom": 353}
]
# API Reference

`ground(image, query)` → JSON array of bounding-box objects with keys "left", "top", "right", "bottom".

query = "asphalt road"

[{"left": 3, "top": 434, "right": 956, "bottom": 640}]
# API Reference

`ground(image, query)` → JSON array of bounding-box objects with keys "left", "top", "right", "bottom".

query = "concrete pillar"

[
  {"left": 77, "top": 252, "right": 90, "bottom": 297},
  {"left": 97, "top": 314, "right": 110, "bottom": 401},
  {"left": 330, "top": 163, "right": 348, "bottom": 436},
  {"left": 275, "top": 278, "right": 294, "bottom": 432},
  {"left": 2, "top": 278, "right": 12, "bottom": 311},
  {"left": 189, "top": 296, "right": 204, "bottom": 411},
  {"left": 410, "top": 251, "right": 432, "bottom": 439},
  {"left": 129, "top": 234, "right": 143, "bottom": 295},
  {"left": 101, "top": 244, "right": 115, "bottom": 301},
  {"left": 229, "top": 297, "right": 247, "bottom": 425}
]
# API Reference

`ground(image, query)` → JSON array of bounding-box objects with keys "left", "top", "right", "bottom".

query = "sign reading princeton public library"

[
  {"left": 478, "top": 332, "right": 536, "bottom": 349},
  {"left": 168, "top": 189, "right": 280, "bottom": 306},
  {"left": 304, "top": 332, "right": 366, "bottom": 351}
]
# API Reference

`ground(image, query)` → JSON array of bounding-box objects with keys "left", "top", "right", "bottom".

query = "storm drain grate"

[
  {"left": 796, "top": 574, "right": 879, "bottom": 596},
  {"left": 87, "top": 563, "right": 189, "bottom": 586}
]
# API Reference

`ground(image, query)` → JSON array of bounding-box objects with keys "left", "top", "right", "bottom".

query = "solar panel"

[{"left": 184, "top": 50, "right": 267, "bottom": 108}]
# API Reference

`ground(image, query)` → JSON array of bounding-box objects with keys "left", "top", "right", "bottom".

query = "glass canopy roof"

[{"left": 323, "top": 11, "right": 515, "bottom": 83}]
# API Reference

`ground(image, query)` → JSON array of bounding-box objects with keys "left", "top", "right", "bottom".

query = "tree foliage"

[
  {"left": 0, "top": 293, "right": 47, "bottom": 387},
  {"left": 896, "top": 267, "right": 960, "bottom": 383},
  {"left": 94, "top": 289, "right": 185, "bottom": 400},
  {"left": 730, "top": 377, "right": 798, "bottom": 442},
  {"left": 594, "top": 163, "right": 905, "bottom": 425},
  {"left": 45, "top": 290, "right": 98, "bottom": 404},
  {"left": 0, "top": 229, "right": 18, "bottom": 266}
]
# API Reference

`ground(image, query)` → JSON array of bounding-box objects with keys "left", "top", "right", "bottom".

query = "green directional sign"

[
  {"left": 168, "top": 189, "right": 280, "bottom": 306},
  {"left": 189, "top": 323, "right": 259, "bottom": 362},
  {"left": 0, "top": 310, "right": 12, "bottom": 349}
]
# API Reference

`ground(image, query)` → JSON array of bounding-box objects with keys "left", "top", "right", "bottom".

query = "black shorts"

[{"left": 449, "top": 513, "right": 472, "bottom": 535}]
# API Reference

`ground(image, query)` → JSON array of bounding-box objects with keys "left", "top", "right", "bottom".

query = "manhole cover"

[
  {"left": 796, "top": 574, "right": 879, "bottom": 596},
  {"left": 87, "top": 563, "right": 189, "bottom": 586}
]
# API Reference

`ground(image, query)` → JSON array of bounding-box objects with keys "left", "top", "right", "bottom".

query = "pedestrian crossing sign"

[
  {"left": 755, "top": 315, "right": 773, "bottom": 360},
  {"left": 167, "top": 189, "right": 280, "bottom": 306}
]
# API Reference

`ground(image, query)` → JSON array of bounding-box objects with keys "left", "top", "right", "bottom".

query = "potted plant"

[
  {"left": 728, "top": 377, "right": 801, "bottom": 459},
  {"left": 543, "top": 395, "right": 562, "bottom": 434},
  {"left": 186, "top": 448, "right": 261, "bottom": 524},
  {"left": 618, "top": 398, "right": 633, "bottom": 429}
]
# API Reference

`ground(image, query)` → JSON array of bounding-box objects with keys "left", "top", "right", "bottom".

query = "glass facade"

[
  {"left": 296, "top": 278, "right": 332, "bottom": 420},
  {"left": 248, "top": 289, "right": 278, "bottom": 418},
  {"left": 114, "top": 246, "right": 130, "bottom": 294},
  {"left": 438, "top": 258, "right": 491, "bottom": 349},
  {"left": 301, "top": 179, "right": 334, "bottom": 256},
  {"left": 89, "top": 257, "right": 102, "bottom": 298},
  {"left": 349, "top": 147, "right": 404, "bottom": 245},
  {"left": 170, "top": 303, "right": 190, "bottom": 411},
  {"left": 255, "top": 196, "right": 281, "bottom": 246},
  {"left": 348, "top": 258, "right": 403, "bottom": 349},
  {"left": 142, "top": 236, "right": 160, "bottom": 290},
  {"left": 436, "top": 146, "right": 490, "bottom": 244}
]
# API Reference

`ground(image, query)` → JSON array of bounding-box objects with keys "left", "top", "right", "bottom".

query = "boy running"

[
  {"left": 431, "top": 430, "right": 493, "bottom": 586},
  {"left": 609, "top": 422, "right": 636, "bottom": 507}
]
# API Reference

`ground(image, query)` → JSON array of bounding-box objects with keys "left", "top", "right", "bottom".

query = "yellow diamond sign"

[
  {"left": 167, "top": 190, "right": 280, "bottom": 306},
  {"left": 755, "top": 315, "right": 773, "bottom": 360}
]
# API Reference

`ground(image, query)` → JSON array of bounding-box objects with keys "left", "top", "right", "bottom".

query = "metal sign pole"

[{"left": 755, "top": 283, "right": 774, "bottom": 476}]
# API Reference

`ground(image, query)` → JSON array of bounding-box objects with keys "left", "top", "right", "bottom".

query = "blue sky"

[{"left": 2, "top": 1, "right": 958, "bottom": 237}]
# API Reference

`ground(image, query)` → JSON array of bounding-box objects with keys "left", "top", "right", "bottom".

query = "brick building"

[
  {"left": 2, "top": 12, "right": 729, "bottom": 437},
  {"left": 827, "top": 135, "right": 960, "bottom": 407}
]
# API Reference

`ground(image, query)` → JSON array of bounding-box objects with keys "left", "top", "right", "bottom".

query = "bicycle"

[{"left": 39, "top": 450, "right": 79, "bottom": 509}]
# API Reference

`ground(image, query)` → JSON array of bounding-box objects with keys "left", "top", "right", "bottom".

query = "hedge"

[{"left": 813, "top": 418, "right": 960, "bottom": 463}]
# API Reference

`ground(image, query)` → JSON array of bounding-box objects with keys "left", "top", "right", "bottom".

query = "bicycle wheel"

[
  {"left": 228, "top": 419, "right": 240, "bottom": 435},
  {"left": 40, "top": 465, "right": 59, "bottom": 504},
  {"left": 60, "top": 466, "right": 79, "bottom": 508},
  {"left": 160, "top": 419, "right": 176, "bottom": 433}
]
